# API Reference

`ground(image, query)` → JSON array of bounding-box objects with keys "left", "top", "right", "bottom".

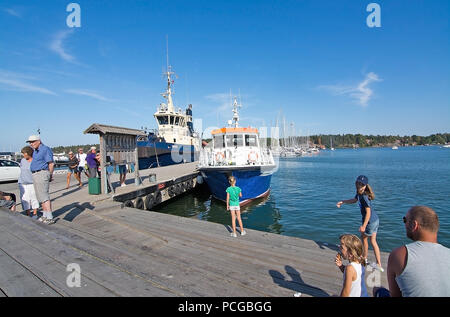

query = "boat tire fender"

[
  {"left": 135, "top": 197, "right": 145, "bottom": 210},
  {"left": 124, "top": 200, "right": 134, "bottom": 208},
  {"left": 168, "top": 186, "right": 176, "bottom": 197},
  {"left": 145, "top": 193, "right": 155, "bottom": 210},
  {"left": 154, "top": 191, "right": 162, "bottom": 205},
  {"left": 175, "top": 183, "right": 182, "bottom": 195}
]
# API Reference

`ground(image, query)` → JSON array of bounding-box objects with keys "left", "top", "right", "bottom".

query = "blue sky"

[{"left": 1, "top": 0, "right": 449, "bottom": 151}]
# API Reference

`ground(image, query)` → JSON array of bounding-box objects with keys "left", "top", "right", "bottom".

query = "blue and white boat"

[
  {"left": 198, "top": 97, "right": 277, "bottom": 206},
  {"left": 137, "top": 65, "right": 200, "bottom": 169}
]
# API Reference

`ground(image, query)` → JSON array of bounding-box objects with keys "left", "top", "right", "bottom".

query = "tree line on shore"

[
  {"left": 310, "top": 133, "right": 450, "bottom": 148},
  {"left": 51, "top": 133, "right": 449, "bottom": 153},
  {"left": 51, "top": 144, "right": 100, "bottom": 154},
  {"left": 262, "top": 133, "right": 450, "bottom": 148}
]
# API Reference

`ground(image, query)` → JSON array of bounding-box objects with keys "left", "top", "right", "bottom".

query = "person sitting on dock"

[
  {"left": 385, "top": 206, "right": 450, "bottom": 297},
  {"left": 226, "top": 176, "right": 246, "bottom": 238},
  {"left": 0, "top": 191, "right": 16, "bottom": 212}
]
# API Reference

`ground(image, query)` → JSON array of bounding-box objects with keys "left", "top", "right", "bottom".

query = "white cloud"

[
  {"left": 4, "top": 8, "right": 21, "bottom": 18},
  {"left": 205, "top": 93, "right": 234, "bottom": 112},
  {"left": 65, "top": 89, "right": 114, "bottom": 102},
  {"left": 50, "top": 30, "right": 76, "bottom": 63},
  {"left": 319, "top": 72, "right": 382, "bottom": 107},
  {"left": 0, "top": 70, "right": 56, "bottom": 95}
]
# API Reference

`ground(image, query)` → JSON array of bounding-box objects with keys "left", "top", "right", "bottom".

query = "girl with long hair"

[
  {"left": 335, "top": 234, "right": 367, "bottom": 297},
  {"left": 336, "top": 175, "right": 383, "bottom": 271}
]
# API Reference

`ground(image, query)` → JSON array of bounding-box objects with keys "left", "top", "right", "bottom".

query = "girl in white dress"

[{"left": 335, "top": 234, "right": 366, "bottom": 297}]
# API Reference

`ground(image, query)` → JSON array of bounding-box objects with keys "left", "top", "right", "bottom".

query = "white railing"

[{"left": 199, "top": 147, "right": 274, "bottom": 167}]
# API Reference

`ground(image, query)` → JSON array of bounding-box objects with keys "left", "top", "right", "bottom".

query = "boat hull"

[
  {"left": 199, "top": 165, "right": 275, "bottom": 206},
  {"left": 137, "top": 141, "right": 198, "bottom": 169}
]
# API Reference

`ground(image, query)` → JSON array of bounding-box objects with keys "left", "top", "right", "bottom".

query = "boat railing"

[{"left": 199, "top": 147, "right": 275, "bottom": 167}]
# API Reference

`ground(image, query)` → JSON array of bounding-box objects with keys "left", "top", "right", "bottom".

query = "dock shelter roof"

[{"left": 84, "top": 123, "right": 146, "bottom": 136}]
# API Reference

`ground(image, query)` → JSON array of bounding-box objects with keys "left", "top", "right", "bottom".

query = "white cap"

[{"left": 26, "top": 135, "right": 40, "bottom": 143}]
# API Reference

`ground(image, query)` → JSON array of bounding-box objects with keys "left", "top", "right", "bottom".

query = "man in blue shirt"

[{"left": 27, "top": 135, "right": 55, "bottom": 225}]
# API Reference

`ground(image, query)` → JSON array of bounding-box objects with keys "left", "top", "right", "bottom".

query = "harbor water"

[{"left": 155, "top": 146, "right": 450, "bottom": 253}]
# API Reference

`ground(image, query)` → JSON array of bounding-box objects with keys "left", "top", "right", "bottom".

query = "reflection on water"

[{"left": 154, "top": 186, "right": 283, "bottom": 234}]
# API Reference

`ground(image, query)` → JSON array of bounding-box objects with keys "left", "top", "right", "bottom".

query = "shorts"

[
  {"left": 19, "top": 183, "right": 40, "bottom": 210},
  {"left": 68, "top": 167, "right": 78, "bottom": 173},
  {"left": 364, "top": 218, "right": 379, "bottom": 236},
  {"left": 32, "top": 170, "right": 51, "bottom": 203},
  {"left": 229, "top": 205, "right": 240, "bottom": 211},
  {"left": 118, "top": 164, "right": 127, "bottom": 174}
]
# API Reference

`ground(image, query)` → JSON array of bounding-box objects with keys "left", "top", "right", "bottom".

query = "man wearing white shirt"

[{"left": 76, "top": 148, "right": 89, "bottom": 184}]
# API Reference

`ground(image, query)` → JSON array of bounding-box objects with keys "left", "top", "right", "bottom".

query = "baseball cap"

[
  {"left": 356, "top": 175, "right": 369, "bottom": 185},
  {"left": 26, "top": 135, "right": 40, "bottom": 143}
]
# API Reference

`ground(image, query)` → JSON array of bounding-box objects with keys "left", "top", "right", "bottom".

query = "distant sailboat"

[
  {"left": 330, "top": 137, "right": 335, "bottom": 151},
  {"left": 392, "top": 145, "right": 399, "bottom": 150}
]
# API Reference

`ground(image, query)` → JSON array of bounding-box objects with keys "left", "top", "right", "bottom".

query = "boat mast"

[
  {"left": 231, "top": 96, "right": 241, "bottom": 128},
  {"left": 161, "top": 35, "right": 175, "bottom": 113}
]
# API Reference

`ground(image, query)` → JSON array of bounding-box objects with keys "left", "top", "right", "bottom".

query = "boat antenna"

[
  {"left": 238, "top": 88, "right": 242, "bottom": 107},
  {"left": 166, "top": 34, "right": 169, "bottom": 71}
]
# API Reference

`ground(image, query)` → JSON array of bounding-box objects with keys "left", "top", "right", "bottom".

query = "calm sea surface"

[{"left": 154, "top": 146, "right": 450, "bottom": 252}]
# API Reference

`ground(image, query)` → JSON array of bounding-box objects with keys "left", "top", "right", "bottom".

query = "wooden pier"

[
  {"left": 112, "top": 162, "right": 200, "bottom": 210},
  {"left": 0, "top": 163, "right": 389, "bottom": 297}
]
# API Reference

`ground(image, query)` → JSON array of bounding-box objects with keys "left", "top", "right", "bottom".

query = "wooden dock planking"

[
  {"left": 102, "top": 209, "right": 346, "bottom": 296},
  {"left": 0, "top": 162, "right": 389, "bottom": 297},
  {"left": 0, "top": 211, "right": 180, "bottom": 296}
]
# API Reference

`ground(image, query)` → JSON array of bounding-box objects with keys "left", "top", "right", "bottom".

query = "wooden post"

[
  {"left": 134, "top": 137, "right": 141, "bottom": 186},
  {"left": 100, "top": 134, "right": 107, "bottom": 194}
]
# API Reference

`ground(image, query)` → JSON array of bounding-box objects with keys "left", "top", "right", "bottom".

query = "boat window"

[
  {"left": 174, "top": 116, "right": 180, "bottom": 125},
  {"left": 214, "top": 135, "right": 225, "bottom": 149},
  {"left": 227, "top": 134, "right": 243, "bottom": 147},
  {"left": 245, "top": 134, "right": 257, "bottom": 147},
  {"left": 157, "top": 116, "right": 168, "bottom": 125},
  {"left": 169, "top": 116, "right": 175, "bottom": 125}
]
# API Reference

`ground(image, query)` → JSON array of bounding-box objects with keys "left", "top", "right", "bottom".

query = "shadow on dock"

[
  {"left": 269, "top": 265, "right": 330, "bottom": 297},
  {"left": 53, "top": 202, "right": 95, "bottom": 222}
]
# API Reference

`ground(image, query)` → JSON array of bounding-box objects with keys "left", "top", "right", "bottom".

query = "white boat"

[
  {"left": 392, "top": 146, "right": 399, "bottom": 150},
  {"left": 137, "top": 64, "right": 200, "bottom": 169},
  {"left": 198, "top": 97, "right": 276, "bottom": 206},
  {"left": 54, "top": 152, "right": 69, "bottom": 163},
  {"left": 443, "top": 145, "right": 450, "bottom": 148}
]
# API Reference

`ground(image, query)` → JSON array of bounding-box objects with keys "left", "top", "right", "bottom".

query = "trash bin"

[{"left": 88, "top": 177, "right": 101, "bottom": 195}]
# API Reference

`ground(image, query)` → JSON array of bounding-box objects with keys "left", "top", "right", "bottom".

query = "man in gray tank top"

[{"left": 387, "top": 206, "right": 450, "bottom": 297}]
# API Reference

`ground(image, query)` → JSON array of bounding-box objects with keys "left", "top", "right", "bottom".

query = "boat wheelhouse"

[{"left": 199, "top": 97, "right": 276, "bottom": 206}]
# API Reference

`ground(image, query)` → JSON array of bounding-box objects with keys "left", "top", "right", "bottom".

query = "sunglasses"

[{"left": 403, "top": 216, "right": 407, "bottom": 224}]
